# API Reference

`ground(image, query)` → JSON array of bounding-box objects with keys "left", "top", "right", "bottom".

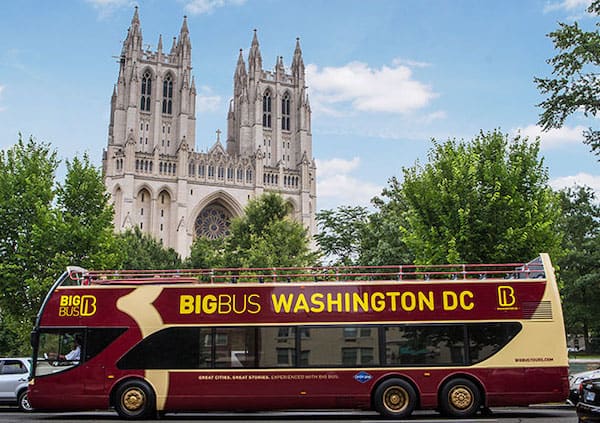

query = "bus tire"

[
  {"left": 17, "top": 389, "right": 33, "bottom": 412},
  {"left": 373, "top": 378, "right": 417, "bottom": 418},
  {"left": 114, "top": 380, "right": 156, "bottom": 420},
  {"left": 439, "top": 378, "right": 481, "bottom": 418}
]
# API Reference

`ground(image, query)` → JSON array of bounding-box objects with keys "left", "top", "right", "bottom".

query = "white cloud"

[
  {"left": 514, "top": 124, "right": 585, "bottom": 149},
  {"left": 316, "top": 157, "right": 360, "bottom": 178},
  {"left": 306, "top": 59, "right": 438, "bottom": 116},
  {"left": 184, "top": 0, "right": 246, "bottom": 15},
  {"left": 86, "top": 0, "right": 135, "bottom": 18},
  {"left": 196, "top": 86, "right": 221, "bottom": 112},
  {"left": 550, "top": 172, "right": 600, "bottom": 197},
  {"left": 316, "top": 158, "right": 382, "bottom": 210},
  {"left": 392, "top": 58, "right": 431, "bottom": 68},
  {"left": 544, "top": 0, "right": 591, "bottom": 13}
]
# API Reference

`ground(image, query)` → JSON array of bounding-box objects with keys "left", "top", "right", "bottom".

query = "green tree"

[
  {"left": 556, "top": 186, "right": 600, "bottom": 352},
  {"left": 399, "top": 130, "right": 562, "bottom": 264},
  {"left": 315, "top": 206, "right": 369, "bottom": 265},
  {"left": 225, "top": 193, "right": 317, "bottom": 268},
  {"left": 115, "top": 227, "right": 182, "bottom": 270},
  {"left": 0, "top": 138, "right": 126, "bottom": 354},
  {"left": 54, "top": 154, "right": 121, "bottom": 270},
  {"left": 185, "top": 236, "right": 227, "bottom": 269},
  {"left": 535, "top": 0, "right": 600, "bottom": 157},
  {"left": 0, "top": 135, "right": 61, "bottom": 354},
  {"left": 359, "top": 177, "right": 414, "bottom": 266}
]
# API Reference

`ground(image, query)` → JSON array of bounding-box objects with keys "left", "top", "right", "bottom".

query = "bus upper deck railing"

[{"left": 61, "top": 259, "right": 545, "bottom": 287}]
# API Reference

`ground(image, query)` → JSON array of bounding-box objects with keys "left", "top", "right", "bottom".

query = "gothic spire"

[
  {"left": 177, "top": 15, "right": 191, "bottom": 63},
  {"left": 181, "top": 15, "right": 189, "bottom": 36},
  {"left": 292, "top": 37, "right": 305, "bottom": 80},
  {"left": 236, "top": 49, "right": 246, "bottom": 75},
  {"left": 131, "top": 5, "right": 140, "bottom": 27},
  {"left": 124, "top": 6, "right": 143, "bottom": 52},
  {"left": 157, "top": 34, "right": 163, "bottom": 53},
  {"left": 179, "top": 15, "right": 190, "bottom": 45},
  {"left": 248, "top": 29, "right": 262, "bottom": 73}
]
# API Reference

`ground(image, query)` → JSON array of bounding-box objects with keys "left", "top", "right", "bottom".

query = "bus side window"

[
  {"left": 85, "top": 328, "right": 127, "bottom": 361},
  {"left": 468, "top": 322, "right": 522, "bottom": 364}
]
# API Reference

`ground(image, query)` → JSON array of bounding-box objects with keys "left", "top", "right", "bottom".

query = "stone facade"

[{"left": 102, "top": 8, "right": 317, "bottom": 258}]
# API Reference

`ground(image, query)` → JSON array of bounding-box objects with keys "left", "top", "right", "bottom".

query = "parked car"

[
  {"left": 570, "top": 368, "right": 600, "bottom": 405},
  {"left": 576, "top": 378, "right": 600, "bottom": 422},
  {"left": 0, "top": 358, "right": 32, "bottom": 411}
]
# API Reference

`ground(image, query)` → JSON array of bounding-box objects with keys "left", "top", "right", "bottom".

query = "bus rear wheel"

[
  {"left": 439, "top": 378, "right": 481, "bottom": 418},
  {"left": 373, "top": 378, "right": 417, "bottom": 418},
  {"left": 114, "top": 380, "right": 156, "bottom": 420}
]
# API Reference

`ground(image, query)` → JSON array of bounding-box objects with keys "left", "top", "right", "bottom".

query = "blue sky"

[{"left": 0, "top": 0, "right": 598, "bottom": 211}]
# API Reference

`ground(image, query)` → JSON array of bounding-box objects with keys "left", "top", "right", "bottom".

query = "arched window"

[
  {"left": 262, "top": 90, "right": 272, "bottom": 128},
  {"left": 162, "top": 74, "right": 173, "bottom": 114},
  {"left": 141, "top": 71, "right": 152, "bottom": 112},
  {"left": 282, "top": 92, "right": 290, "bottom": 131}
]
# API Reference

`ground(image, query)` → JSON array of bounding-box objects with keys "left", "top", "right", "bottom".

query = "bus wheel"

[
  {"left": 439, "top": 378, "right": 481, "bottom": 418},
  {"left": 115, "top": 380, "right": 156, "bottom": 420},
  {"left": 373, "top": 378, "right": 417, "bottom": 418},
  {"left": 17, "top": 390, "right": 33, "bottom": 412}
]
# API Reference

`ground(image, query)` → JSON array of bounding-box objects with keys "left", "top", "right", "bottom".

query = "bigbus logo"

[
  {"left": 59, "top": 295, "right": 97, "bottom": 317},
  {"left": 497, "top": 286, "right": 516, "bottom": 308}
]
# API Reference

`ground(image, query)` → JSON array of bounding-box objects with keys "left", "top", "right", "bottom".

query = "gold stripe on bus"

[{"left": 116, "top": 286, "right": 169, "bottom": 411}]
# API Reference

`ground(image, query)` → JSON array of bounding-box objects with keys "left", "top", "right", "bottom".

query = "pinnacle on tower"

[
  {"left": 180, "top": 15, "right": 189, "bottom": 36},
  {"left": 292, "top": 37, "right": 305, "bottom": 80},
  {"left": 128, "top": 6, "right": 142, "bottom": 43},
  {"left": 248, "top": 29, "right": 262, "bottom": 72},
  {"left": 236, "top": 49, "right": 246, "bottom": 74},
  {"left": 131, "top": 6, "right": 140, "bottom": 26}
]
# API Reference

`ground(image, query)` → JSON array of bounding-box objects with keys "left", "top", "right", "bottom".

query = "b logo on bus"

[
  {"left": 59, "top": 295, "right": 97, "bottom": 317},
  {"left": 497, "top": 286, "right": 516, "bottom": 308},
  {"left": 354, "top": 371, "right": 373, "bottom": 384}
]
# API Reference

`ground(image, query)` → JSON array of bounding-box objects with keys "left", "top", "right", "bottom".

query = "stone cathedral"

[{"left": 102, "top": 8, "right": 317, "bottom": 258}]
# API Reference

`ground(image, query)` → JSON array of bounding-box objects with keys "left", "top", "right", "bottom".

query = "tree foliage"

[
  {"left": 0, "top": 135, "right": 60, "bottom": 354},
  {"left": 227, "top": 193, "right": 317, "bottom": 268},
  {"left": 535, "top": 0, "right": 600, "bottom": 157},
  {"left": 188, "top": 193, "right": 317, "bottom": 269},
  {"left": 556, "top": 186, "right": 600, "bottom": 352},
  {"left": 115, "top": 227, "right": 182, "bottom": 270},
  {"left": 55, "top": 154, "right": 121, "bottom": 269},
  {"left": 399, "top": 130, "right": 562, "bottom": 264},
  {"left": 0, "top": 136, "right": 120, "bottom": 354},
  {"left": 315, "top": 206, "right": 369, "bottom": 265},
  {"left": 360, "top": 178, "right": 414, "bottom": 266}
]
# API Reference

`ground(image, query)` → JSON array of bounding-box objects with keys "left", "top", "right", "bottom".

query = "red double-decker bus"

[{"left": 28, "top": 254, "right": 568, "bottom": 419}]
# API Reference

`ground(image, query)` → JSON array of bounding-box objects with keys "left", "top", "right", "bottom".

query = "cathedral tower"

[{"left": 103, "top": 8, "right": 317, "bottom": 257}]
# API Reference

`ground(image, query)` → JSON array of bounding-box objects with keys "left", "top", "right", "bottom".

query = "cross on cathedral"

[{"left": 216, "top": 129, "right": 221, "bottom": 143}]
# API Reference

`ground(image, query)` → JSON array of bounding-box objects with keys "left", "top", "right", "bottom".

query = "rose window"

[{"left": 194, "top": 204, "right": 232, "bottom": 239}]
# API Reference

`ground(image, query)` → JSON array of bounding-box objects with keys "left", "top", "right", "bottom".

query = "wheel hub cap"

[
  {"left": 450, "top": 386, "right": 472, "bottom": 409},
  {"left": 123, "top": 389, "right": 144, "bottom": 411}
]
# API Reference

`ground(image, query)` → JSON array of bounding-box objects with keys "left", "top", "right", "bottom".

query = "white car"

[
  {"left": 0, "top": 357, "right": 32, "bottom": 411},
  {"left": 569, "top": 367, "right": 600, "bottom": 405}
]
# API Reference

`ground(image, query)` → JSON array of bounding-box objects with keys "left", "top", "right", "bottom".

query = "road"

[{"left": 0, "top": 406, "right": 577, "bottom": 422}]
